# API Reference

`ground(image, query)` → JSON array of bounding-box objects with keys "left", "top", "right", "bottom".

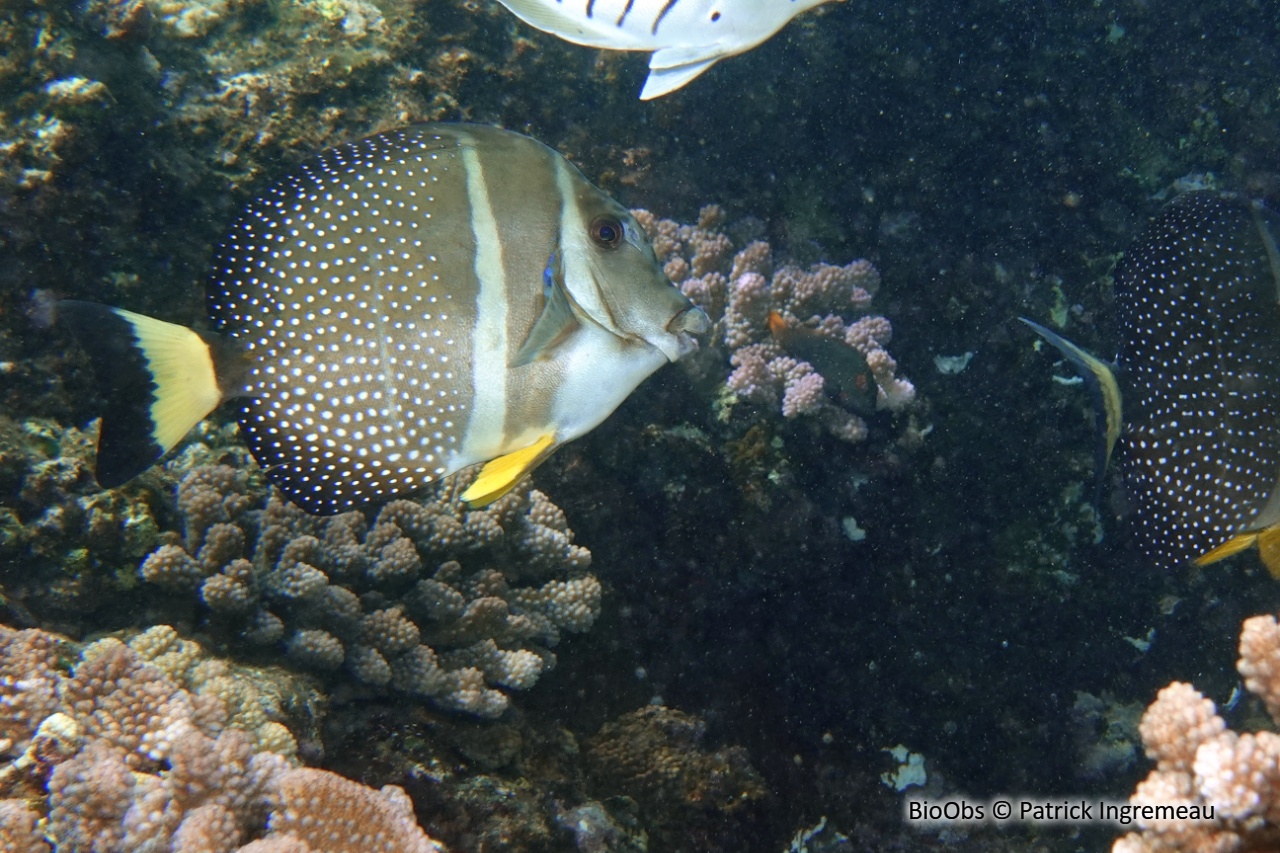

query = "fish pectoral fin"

[
  {"left": 512, "top": 262, "right": 580, "bottom": 367},
  {"left": 460, "top": 433, "right": 557, "bottom": 508},
  {"left": 57, "top": 301, "right": 224, "bottom": 488},
  {"left": 640, "top": 50, "right": 723, "bottom": 100},
  {"left": 647, "top": 43, "right": 736, "bottom": 70},
  {"left": 1193, "top": 532, "right": 1259, "bottom": 567}
]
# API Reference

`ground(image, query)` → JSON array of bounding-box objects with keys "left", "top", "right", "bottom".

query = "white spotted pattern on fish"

[
  {"left": 1116, "top": 192, "right": 1280, "bottom": 568},
  {"left": 207, "top": 123, "right": 704, "bottom": 514}
]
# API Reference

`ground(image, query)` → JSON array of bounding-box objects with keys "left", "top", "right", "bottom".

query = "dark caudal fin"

[{"left": 56, "top": 301, "right": 226, "bottom": 488}]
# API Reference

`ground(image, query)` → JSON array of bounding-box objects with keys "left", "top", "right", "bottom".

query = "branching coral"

[
  {"left": 138, "top": 464, "right": 601, "bottom": 718},
  {"left": 1114, "top": 612, "right": 1280, "bottom": 851},
  {"left": 267, "top": 768, "right": 440, "bottom": 853},
  {"left": 0, "top": 624, "right": 442, "bottom": 853},
  {"left": 633, "top": 205, "right": 916, "bottom": 444}
]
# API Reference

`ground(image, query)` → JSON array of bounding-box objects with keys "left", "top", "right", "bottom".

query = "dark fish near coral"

[
  {"left": 767, "top": 310, "right": 878, "bottom": 413},
  {"left": 58, "top": 123, "right": 709, "bottom": 514},
  {"left": 1024, "top": 191, "right": 1280, "bottom": 574}
]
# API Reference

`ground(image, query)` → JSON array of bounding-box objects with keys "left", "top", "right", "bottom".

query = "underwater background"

[{"left": 1, "top": 0, "right": 1279, "bottom": 850}]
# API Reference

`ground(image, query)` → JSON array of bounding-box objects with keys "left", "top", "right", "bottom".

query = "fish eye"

[{"left": 590, "top": 216, "right": 623, "bottom": 249}]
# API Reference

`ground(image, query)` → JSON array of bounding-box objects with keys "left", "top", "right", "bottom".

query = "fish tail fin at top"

[
  {"left": 57, "top": 301, "right": 230, "bottom": 488},
  {"left": 1020, "top": 317, "right": 1123, "bottom": 492},
  {"left": 641, "top": 50, "right": 722, "bottom": 100}
]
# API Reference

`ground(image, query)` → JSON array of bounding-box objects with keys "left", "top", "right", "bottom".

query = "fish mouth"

[{"left": 668, "top": 306, "right": 710, "bottom": 360}]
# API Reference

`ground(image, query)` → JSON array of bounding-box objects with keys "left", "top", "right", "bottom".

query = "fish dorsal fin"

[
  {"left": 641, "top": 51, "right": 722, "bottom": 100},
  {"left": 57, "top": 301, "right": 226, "bottom": 488},
  {"left": 512, "top": 251, "right": 581, "bottom": 367},
  {"left": 460, "top": 432, "right": 557, "bottom": 508},
  {"left": 1020, "top": 317, "right": 1123, "bottom": 489}
]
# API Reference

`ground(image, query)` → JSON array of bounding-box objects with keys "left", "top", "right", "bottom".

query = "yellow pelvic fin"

[
  {"left": 1193, "top": 533, "right": 1259, "bottom": 567},
  {"left": 460, "top": 433, "right": 557, "bottom": 508}
]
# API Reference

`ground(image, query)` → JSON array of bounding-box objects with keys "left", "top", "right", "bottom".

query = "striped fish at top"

[
  {"left": 58, "top": 123, "right": 709, "bottom": 514},
  {"left": 492, "top": 0, "right": 841, "bottom": 99}
]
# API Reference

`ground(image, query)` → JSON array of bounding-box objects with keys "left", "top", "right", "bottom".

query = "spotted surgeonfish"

[
  {"left": 491, "top": 0, "right": 840, "bottom": 100},
  {"left": 1023, "top": 191, "right": 1280, "bottom": 574},
  {"left": 58, "top": 123, "right": 709, "bottom": 514}
]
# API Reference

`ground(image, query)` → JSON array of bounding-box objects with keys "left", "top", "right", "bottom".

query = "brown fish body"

[{"left": 61, "top": 124, "right": 708, "bottom": 513}]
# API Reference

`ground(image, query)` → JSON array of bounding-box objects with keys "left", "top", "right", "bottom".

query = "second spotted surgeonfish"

[
  {"left": 1023, "top": 191, "right": 1280, "bottom": 574},
  {"left": 59, "top": 123, "right": 709, "bottom": 514}
]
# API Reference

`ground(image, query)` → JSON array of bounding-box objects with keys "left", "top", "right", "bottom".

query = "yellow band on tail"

[
  {"left": 57, "top": 301, "right": 226, "bottom": 488},
  {"left": 113, "top": 308, "right": 223, "bottom": 453}
]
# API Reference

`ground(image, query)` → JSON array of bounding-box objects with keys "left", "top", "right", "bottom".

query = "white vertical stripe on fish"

[
  {"left": 72, "top": 122, "right": 705, "bottom": 514},
  {"left": 461, "top": 142, "right": 510, "bottom": 460},
  {"left": 553, "top": 155, "right": 608, "bottom": 329}
]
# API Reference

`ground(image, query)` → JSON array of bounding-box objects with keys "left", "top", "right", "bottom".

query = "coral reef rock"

[{"left": 586, "top": 701, "right": 762, "bottom": 824}]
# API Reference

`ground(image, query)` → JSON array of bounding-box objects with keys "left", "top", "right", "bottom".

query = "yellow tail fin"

[{"left": 58, "top": 301, "right": 224, "bottom": 487}]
